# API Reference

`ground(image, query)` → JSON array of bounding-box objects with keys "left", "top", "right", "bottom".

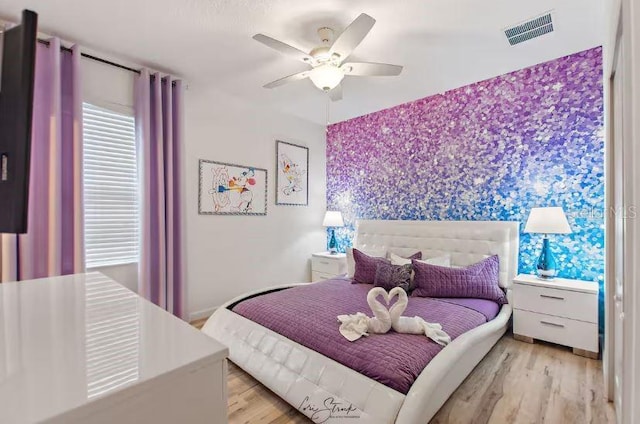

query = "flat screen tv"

[{"left": 0, "top": 10, "right": 37, "bottom": 234}]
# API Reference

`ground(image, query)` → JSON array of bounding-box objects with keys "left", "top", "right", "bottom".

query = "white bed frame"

[{"left": 202, "top": 220, "right": 519, "bottom": 423}]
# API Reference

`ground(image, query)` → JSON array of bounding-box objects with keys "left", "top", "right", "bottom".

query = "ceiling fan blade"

[
  {"left": 253, "top": 34, "right": 313, "bottom": 63},
  {"left": 263, "top": 70, "right": 310, "bottom": 89},
  {"left": 342, "top": 62, "right": 403, "bottom": 76},
  {"left": 329, "top": 13, "right": 376, "bottom": 63},
  {"left": 329, "top": 84, "right": 343, "bottom": 102}
]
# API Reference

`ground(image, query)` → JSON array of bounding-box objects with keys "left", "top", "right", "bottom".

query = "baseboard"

[{"left": 189, "top": 306, "right": 218, "bottom": 322}]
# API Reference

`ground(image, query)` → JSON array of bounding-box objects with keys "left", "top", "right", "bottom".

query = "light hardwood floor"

[{"left": 191, "top": 319, "right": 615, "bottom": 424}]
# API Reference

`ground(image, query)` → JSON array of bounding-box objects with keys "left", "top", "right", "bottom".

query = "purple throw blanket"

[{"left": 232, "top": 279, "right": 500, "bottom": 394}]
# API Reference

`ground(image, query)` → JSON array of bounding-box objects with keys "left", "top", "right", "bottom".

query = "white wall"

[
  {"left": 604, "top": 0, "right": 622, "bottom": 76},
  {"left": 79, "top": 56, "right": 328, "bottom": 312},
  {"left": 605, "top": 0, "right": 640, "bottom": 420},
  {"left": 184, "top": 86, "right": 327, "bottom": 320},
  {"left": 82, "top": 57, "right": 134, "bottom": 114},
  {"left": 620, "top": 0, "right": 640, "bottom": 421},
  {"left": 603, "top": 0, "right": 622, "bottom": 404}
]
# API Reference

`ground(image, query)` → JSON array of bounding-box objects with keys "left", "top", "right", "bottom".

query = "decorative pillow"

[
  {"left": 352, "top": 248, "right": 390, "bottom": 284},
  {"left": 388, "top": 251, "right": 422, "bottom": 265},
  {"left": 392, "top": 253, "right": 450, "bottom": 267},
  {"left": 391, "top": 252, "right": 451, "bottom": 291},
  {"left": 411, "top": 255, "right": 507, "bottom": 304},
  {"left": 346, "top": 247, "right": 386, "bottom": 277},
  {"left": 374, "top": 263, "right": 413, "bottom": 292},
  {"left": 447, "top": 254, "right": 490, "bottom": 269},
  {"left": 424, "top": 255, "right": 451, "bottom": 267}
]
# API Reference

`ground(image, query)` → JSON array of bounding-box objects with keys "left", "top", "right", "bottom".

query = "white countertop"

[
  {"left": 513, "top": 273, "right": 599, "bottom": 294},
  {"left": 312, "top": 251, "right": 347, "bottom": 259},
  {"left": 0, "top": 272, "right": 228, "bottom": 424}
]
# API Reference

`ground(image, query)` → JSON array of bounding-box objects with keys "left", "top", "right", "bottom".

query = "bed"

[{"left": 202, "top": 220, "right": 519, "bottom": 423}]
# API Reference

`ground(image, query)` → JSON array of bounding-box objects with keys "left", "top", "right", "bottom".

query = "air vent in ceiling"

[{"left": 504, "top": 13, "right": 553, "bottom": 46}]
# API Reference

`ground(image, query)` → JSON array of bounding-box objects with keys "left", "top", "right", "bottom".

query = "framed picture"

[
  {"left": 275, "top": 140, "right": 309, "bottom": 206},
  {"left": 199, "top": 159, "right": 267, "bottom": 216}
]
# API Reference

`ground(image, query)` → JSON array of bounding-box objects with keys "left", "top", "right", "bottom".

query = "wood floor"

[{"left": 191, "top": 319, "right": 615, "bottom": 423}]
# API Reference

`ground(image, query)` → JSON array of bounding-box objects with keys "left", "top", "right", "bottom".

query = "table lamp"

[
  {"left": 524, "top": 207, "right": 572, "bottom": 280},
  {"left": 322, "top": 211, "right": 344, "bottom": 254}
]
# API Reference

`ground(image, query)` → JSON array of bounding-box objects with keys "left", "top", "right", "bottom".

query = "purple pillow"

[
  {"left": 408, "top": 252, "right": 422, "bottom": 260},
  {"left": 374, "top": 263, "right": 412, "bottom": 292},
  {"left": 352, "top": 248, "right": 389, "bottom": 284},
  {"left": 411, "top": 255, "right": 507, "bottom": 304}
]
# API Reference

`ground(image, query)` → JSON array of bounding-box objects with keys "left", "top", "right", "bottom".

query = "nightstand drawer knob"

[
  {"left": 540, "top": 320, "right": 565, "bottom": 328},
  {"left": 540, "top": 294, "right": 565, "bottom": 301}
]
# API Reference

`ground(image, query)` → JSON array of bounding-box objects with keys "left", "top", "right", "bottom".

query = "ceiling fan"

[{"left": 253, "top": 13, "right": 403, "bottom": 101}]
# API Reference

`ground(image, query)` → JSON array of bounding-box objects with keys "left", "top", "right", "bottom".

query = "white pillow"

[
  {"left": 447, "top": 254, "right": 490, "bottom": 269},
  {"left": 389, "top": 252, "right": 452, "bottom": 267},
  {"left": 414, "top": 254, "right": 451, "bottom": 267},
  {"left": 346, "top": 247, "right": 386, "bottom": 277},
  {"left": 389, "top": 252, "right": 411, "bottom": 265},
  {"left": 389, "top": 252, "right": 414, "bottom": 266}
]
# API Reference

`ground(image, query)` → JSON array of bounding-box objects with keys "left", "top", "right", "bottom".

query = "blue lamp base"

[
  {"left": 535, "top": 236, "right": 558, "bottom": 280},
  {"left": 328, "top": 228, "right": 338, "bottom": 254}
]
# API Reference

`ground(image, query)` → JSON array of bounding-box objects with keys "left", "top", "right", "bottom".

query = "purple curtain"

[
  {"left": 135, "top": 70, "right": 185, "bottom": 319},
  {"left": 0, "top": 38, "right": 84, "bottom": 282}
]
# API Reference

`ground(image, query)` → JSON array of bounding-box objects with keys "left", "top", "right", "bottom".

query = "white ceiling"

[{"left": 0, "top": 0, "right": 605, "bottom": 124}]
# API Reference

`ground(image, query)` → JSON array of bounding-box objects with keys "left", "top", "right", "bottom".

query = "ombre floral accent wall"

[{"left": 327, "top": 47, "right": 604, "bottom": 323}]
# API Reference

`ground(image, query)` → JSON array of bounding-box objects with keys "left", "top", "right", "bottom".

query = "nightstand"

[
  {"left": 311, "top": 252, "right": 347, "bottom": 282},
  {"left": 512, "top": 273, "right": 599, "bottom": 359}
]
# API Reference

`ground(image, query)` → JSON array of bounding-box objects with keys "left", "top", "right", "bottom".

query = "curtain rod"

[
  {"left": 37, "top": 38, "right": 141, "bottom": 74},
  {"left": 36, "top": 38, "right": 179, "bottom": 87}
]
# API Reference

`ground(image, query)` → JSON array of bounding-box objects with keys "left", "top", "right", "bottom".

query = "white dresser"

[
  {"left": 311, "top": 252, "right": 347, "bottom": 282},
  {"left": 0, "top": 272, "right": 228, "bottom": 424},
  {"left": 512, "top": 273, "right": 599, "bottom": 358}
]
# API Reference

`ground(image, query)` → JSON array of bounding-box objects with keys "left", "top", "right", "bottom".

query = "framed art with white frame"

[
  {"left": 275, "top": 140, "right": 308, "bottom": 206},
  {"left": 198, "top": 159, "right": 267, "bottom": 216}
]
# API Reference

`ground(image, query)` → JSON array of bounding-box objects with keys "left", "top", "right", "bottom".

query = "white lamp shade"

[
  {"left": 309, "top": 64, "right": 345, "bottom": 91},
  {"left": 524, "top": 207, "right": 572, "bottom": 234},
  {"left": 322, "top": 211, "right": 344, "bottom": 227}
]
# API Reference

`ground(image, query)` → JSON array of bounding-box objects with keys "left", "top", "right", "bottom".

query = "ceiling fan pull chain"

[{"left": 326, "top": 93, "right": 330, "bottom": 126}]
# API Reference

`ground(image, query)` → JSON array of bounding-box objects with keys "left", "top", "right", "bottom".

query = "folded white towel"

[
  {"left": 337, "top": 287, "right": 451, "bottom": 345},
  {"left": 337, "top": 287, "right": 392, "bottom": 341},
  {"left": 388, "top": 287, "right": 452, "bottom": 346},
  {"left": 337, "top": 312, "right": 369, "bottom": 341}
]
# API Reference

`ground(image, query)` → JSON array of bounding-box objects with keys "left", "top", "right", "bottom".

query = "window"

[{"left": 83, "top": 103, "right": 139, "bottom": 268}]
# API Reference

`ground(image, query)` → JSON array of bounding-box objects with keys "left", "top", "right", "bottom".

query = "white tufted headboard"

[{"left": 353, "top": 220, "right": 520, "bottom": 289}]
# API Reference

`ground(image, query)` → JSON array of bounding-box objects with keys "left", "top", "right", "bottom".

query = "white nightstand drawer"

[
  {"left": 513, "top": 310, "right": 598, "bottom": 352},
  {"left": 312, "top": 256, "right": 342, "bottom": 275},
  {"left": 513, "top": 283, "right": 598, "bottom": 323},
  {"left": 311, "top": 271, "right": 336, "bottom": 282}
]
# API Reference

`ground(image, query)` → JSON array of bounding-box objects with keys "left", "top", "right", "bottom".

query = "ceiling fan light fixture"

[
  {"left": 254, "top": 13, "right": 401, "bottom": 100},
  {"left": 309, "top": 64, "right": 344, "bottom": 91}
]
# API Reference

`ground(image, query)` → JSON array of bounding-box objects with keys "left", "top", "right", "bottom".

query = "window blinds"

[{"left": 83, "top": 103, "right": 139, "bottom": 268}]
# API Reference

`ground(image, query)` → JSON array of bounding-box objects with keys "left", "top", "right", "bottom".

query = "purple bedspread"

[{"left": 231, "top": 279, "right": 501, "bottom": 394}]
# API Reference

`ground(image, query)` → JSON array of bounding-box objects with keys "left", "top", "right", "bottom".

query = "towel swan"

[
  {"left": 388, "top": 287, "right": 451, "bottom": 346},
  {"left": 337, "top": 287, "right": 451, "bottom": 345},
  {"left": 337, "top": 287, "right": 392, "bottom": 341},
  {"left": 365, "top": 287, "right": 393, "bottom": 333}
]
